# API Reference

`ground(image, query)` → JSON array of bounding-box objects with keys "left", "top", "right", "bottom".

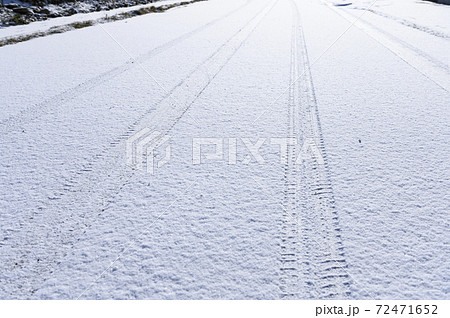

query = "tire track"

[
  {"left": 279, "top": 5, "right": 302, "bottom": 298},
  {"left": 326, "top": 2, "right": 450, "bottom": 92},
  {"left": 352, "top": 6, "right": 450, "bottom": 40},
  {"left": 345, "top": 6, "right": 450, "bottom": 72},
  {"left": 292, "top": 0, "right": 351, "bottom": 299},
  {"left": 0, "top": 0, "right": 277, "bottom": 298},
  {"left": 0, "top": 0, "right": 252, "bottom": 136}
]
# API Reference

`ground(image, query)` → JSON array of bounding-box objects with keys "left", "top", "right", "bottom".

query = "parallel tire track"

[
  {"left": 345, "top": 6, "right": 449, "bottom": 72},
  {"left": 279, "top": 6, "right": 302, "bottom": 298},
  {"left": 0, "top": 0, "right": 277, "bottom": 298},
  {"left": 0, "top": 0, "right": 252, "bottom": 136},
  {"left": 352, "top": 6, "right": 450, "bottom": 40},
  {"left": 284, "top": 0, "right": 352, "bottom": 299},
  {"left": 327, "top": 2, "right": 450, "bottom": 92}
]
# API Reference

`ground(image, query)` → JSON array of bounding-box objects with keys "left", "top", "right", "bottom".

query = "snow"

[
  {"left": 0, "top": 0, "right": 185, "bottom": 39},
  {"left": 349, "top": 0, "right": 450, "bottom": 37},
  {"left": 302, "top": 0, "right": 449, "bottom": 298},
  {"left": 0, "top": 0, "right": 449, "bottom": 299}
]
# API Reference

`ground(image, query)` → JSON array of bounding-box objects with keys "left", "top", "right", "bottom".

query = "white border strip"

[{"left": 1, "top": 300, "right": 449, "bottom": 318}]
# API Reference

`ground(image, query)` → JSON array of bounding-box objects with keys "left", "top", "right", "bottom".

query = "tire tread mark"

[
  {"left": 279, "top": 4, "right": 301, "bottom": 299},
  {"left": 0, "top": 0, "right": 252, "bottom": 136},
  {"left": 0, "top": 0, "right": 277, "bottom": 298},
  {"left": 294, "top": 0, "right": 352, "bottom": 299}
]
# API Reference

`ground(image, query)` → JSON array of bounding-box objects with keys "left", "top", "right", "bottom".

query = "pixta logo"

[
  {"left": 192, "top": 137, "right": 324, "bottom": 165},
  {"left": 126, "top": 132, "right": 324, "bottom": 175},
  {"left": 126, "top": 128, "right": 171, "bottom": 174}
]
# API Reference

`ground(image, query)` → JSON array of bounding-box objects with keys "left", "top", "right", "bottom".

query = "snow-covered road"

[{"left": 0, "top": 0, "right": 449, "bottom": 299}]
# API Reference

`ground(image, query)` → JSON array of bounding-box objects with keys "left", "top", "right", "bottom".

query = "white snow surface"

[{"left": 0, "top": 0, "right": 449, "bottom": 299}]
